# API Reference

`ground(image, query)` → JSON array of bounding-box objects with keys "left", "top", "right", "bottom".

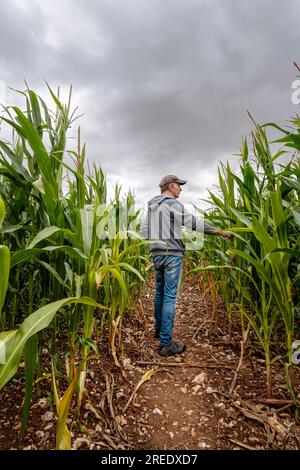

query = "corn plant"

[
  {"left": 186, "top": 118, "right": 299, "bottom": 399},
  {"left": 0, "top": 85, "right": 149, "bottom": 444}
]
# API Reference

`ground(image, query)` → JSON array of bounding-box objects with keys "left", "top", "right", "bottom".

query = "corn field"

[
  {"left": 0, "top": 84, "right": 299, "bottom": 450},
  {"left": 187, "top": 115, "right": 300, "bottom": 400},
  {"left": 0, "top": 85, "right": 151, "bottom": 449}
]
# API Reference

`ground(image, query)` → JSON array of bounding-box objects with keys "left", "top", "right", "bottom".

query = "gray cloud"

[
  {"left": 1, "top": 0, "right": 300, "bottom": 206},
  {"left": 0, "top": 1, "right": 47, "bottom": 79}
]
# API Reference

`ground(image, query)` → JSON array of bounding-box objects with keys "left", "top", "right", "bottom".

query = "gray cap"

[{"left": 159, "top": 174, "right": 187, "bottom": 188}]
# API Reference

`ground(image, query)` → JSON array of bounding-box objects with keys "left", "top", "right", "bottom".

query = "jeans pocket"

[{"left": 153, "top": 255, "right": 164, "bottom": 268}]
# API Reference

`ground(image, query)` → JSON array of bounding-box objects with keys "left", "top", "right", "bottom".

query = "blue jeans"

[{"left": 152, "top": 255, "right": 183, "bottom": 346}]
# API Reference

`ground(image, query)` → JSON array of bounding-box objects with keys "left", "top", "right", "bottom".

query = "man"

[{"left": 140, "top": 175, "right": 233, "bottom": 357}]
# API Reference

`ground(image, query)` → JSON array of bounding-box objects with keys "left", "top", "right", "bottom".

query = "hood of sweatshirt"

[{"left": 147, "top": 195, "right": 177, "bottom": 210}]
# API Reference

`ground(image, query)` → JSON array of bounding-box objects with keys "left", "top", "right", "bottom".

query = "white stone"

[{"left": 153, "top": 407, "right": 163, "bottom": 416}]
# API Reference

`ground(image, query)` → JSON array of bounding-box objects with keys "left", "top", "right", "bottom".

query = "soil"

[{"left": 0, "top": 275, "right": 300, "bottom": 451}]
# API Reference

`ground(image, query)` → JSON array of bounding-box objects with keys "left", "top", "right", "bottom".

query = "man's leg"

[
  {"left": 159, "top": 255, "right": 183, "bottom": 346},
  {"left": 152, "top": 255, "right": 165, "bottom": 337}
]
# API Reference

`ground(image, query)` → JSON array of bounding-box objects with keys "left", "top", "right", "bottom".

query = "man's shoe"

[{"left": 159, "top": 341, "right": 186, "bottom": 357}]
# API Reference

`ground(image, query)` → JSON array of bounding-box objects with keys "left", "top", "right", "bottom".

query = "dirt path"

[
  {"left": 0, "top": 276, "right": 299, "bottom": 450},
  {"left": 123, "top": 278, "right": 280, "bottom": 450}
]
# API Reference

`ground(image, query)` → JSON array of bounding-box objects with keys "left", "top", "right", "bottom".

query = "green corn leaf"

[
  {"left": 52, "top": 361, "right": 76, "bottom": 450},
  {"left": 27, "top": 226, "right": 62, "bottom": 249},
  {"left": 28, "top": 90, "right": 42, "bottom": 131},
  {"left": 11, "top": 245, "right": 87, "bottom": 268},
  {"left": 115, "top": 262, "right": 145, "bottom": 282},
  {"left": 80, "top": 206, "right": 94, "bottom": 256},
  {"left": 1, "top": 224, "right": 25, "bottom": 234},
  {"left": 37, "top": 260, "right": 68, "bottom": 288},
  {"left": 0, "top": 116, "right": 27, "bottom": 138},
  {"left": 20, "top": 334, "right": 38, "bottom": 439},
  {"left": 13, "top": 108, "right": 50, "bottom": 172},
  {"left": 0, "top": 198, "right": 5, "bottom": 226},
  {"left": 270, "top": 248, "right": 300, "bottom": 258},
  {"left": 0, "top": 331, "right": 16, "bottom": 365},
  {"left": 229, "top": 207, "right": 252, "bottom": 227},
  {"left": 185, "top": 264, "right": 260, "bottom": 293},
  {"left": 0, "top": 246, "right": 10, "bottom": 315},
  {"left": 108, "top": 267, "right": 129, "bottom": 304},
  {"left": 46, "top": 82, "right": 63, "bottom": 111},
  {"left": 0, "top": 296, "right": 102, "bottom": 389},
  {"left": 0, "top": 140, "right": 32, "bottom": 181}
]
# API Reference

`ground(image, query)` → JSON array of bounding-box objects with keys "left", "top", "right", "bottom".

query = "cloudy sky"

[{"left": 0, "top": 0, "right": 299, "bottom": 208}]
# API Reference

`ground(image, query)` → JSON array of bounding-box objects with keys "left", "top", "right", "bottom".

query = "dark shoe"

[{"left": 159, "top": 341, "right": 186, "bottom": 357}]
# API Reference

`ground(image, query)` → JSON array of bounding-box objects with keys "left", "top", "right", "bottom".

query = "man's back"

[{"left": 140, "top": 194, "right": 214, "bottom": 256}]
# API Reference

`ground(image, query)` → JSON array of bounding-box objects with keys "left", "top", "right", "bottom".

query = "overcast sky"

[{"left": 0, "top": 0, "right": 299, "bottom": 208}]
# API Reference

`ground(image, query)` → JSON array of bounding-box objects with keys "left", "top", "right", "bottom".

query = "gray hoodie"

[{"left": 140, "top": 195, "right": 217, "bottom": 256}]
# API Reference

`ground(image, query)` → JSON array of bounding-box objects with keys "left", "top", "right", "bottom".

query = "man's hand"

[{"left": 218, "top": 231, "right": 234, "bottom": 239}]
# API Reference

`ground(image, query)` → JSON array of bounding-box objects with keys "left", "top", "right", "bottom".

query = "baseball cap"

[{"left": 159, "top": 175, "right": 187, "bottom": 188}]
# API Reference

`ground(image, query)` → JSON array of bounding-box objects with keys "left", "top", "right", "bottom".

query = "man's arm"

[
  {"left": 204, "top": 222, "right": 233, "bottom": 238},
  {"left": 181, "top": 205, "right": 233, "bottom": 239}
]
